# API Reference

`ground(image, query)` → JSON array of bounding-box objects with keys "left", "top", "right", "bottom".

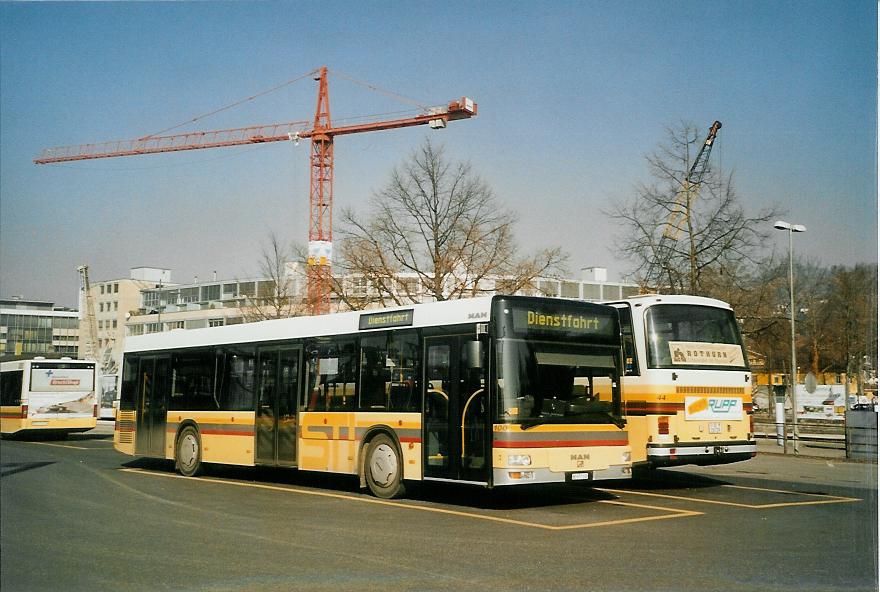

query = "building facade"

[
  {"left": 124, "top": 265, "right": 639, "bottom": 337},
  {"left": 79, "top": 267, "right": 171, "bottom": 375},
  {"left": 0, "top": 298, "right": 80, "bottom": 359}
]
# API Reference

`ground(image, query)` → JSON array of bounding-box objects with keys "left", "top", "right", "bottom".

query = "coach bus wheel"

[
  {"left": 364, "top": 433, "right": 405, "bottom": 499},
  {"left": 176, "top": 426, "right": 204, "bottom": 477}
]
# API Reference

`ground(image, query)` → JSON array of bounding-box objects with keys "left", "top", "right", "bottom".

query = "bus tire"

[
  {"left": 364, "top": 433, "right": 405, "bottom": 499},
  {"left": 175, "top": 425, "right": 204, "bottom": 477}
]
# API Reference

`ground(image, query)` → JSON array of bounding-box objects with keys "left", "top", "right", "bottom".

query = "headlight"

[
  {"left": 508, "top": 454, "right": 532, "bottom": 467},
  {"left": 622, "top": 451, "right": 631, "bottom": 463}
]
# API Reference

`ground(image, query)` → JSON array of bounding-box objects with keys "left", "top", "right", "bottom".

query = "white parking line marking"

[
  {"left": 120, "top": 468, "right": 702, "bottom": 530},
  {"left": 596, "top": 485, "right": 861, "bottom": 509}
]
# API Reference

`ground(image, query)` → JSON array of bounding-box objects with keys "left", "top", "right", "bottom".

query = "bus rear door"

[
  {"left": 255, "top": 346, "right": 301, "bottom": 467},
  {"left": 135, "top": 356, "right": 169, "bottom": 457}
]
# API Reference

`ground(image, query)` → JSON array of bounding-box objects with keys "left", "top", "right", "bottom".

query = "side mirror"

[{"left": 465, "top": 340, "right": 484, "bottom": 369}]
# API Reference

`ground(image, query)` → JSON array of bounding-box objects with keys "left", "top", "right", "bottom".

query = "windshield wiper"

[
  {"left": 519, "top": 412, "right": 626, "bottom": 430},
  {"left": 520, "top": 418, "right": 556, "bottom": 430}
]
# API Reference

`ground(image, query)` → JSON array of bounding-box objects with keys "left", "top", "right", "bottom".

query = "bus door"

[
  {"left": 423, "top": 335, "right": 489, "bottom": 483},
  {"left": 135, "top": 356, "right": 169, "bottom": 457},
  {"left": 255, "top": 346, "right": 301, "bottom": 466}
]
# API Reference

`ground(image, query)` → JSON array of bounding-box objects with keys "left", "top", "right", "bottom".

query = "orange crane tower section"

[{"left": 36, "top": 67, "right": 478, "bottom": 314}]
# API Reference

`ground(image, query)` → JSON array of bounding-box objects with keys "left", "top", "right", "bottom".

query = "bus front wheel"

[
  {"left": 175, "top": 426, "right": 203, "bottom": 477},
  {"left": 364, "top": 433, "right": 405, "bottom": 499}
]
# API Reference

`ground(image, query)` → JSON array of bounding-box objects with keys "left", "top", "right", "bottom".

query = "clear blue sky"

[{"left": 1, "top": 1, "right": 876, "bottom": 308}]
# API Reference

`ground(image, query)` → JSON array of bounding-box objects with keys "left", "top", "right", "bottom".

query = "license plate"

[
  {"left": 571, "top": 472, "right": 592, "bottom": 481},
  {"left": 709, "top": 422, "right": 722, "bottom": 434}
]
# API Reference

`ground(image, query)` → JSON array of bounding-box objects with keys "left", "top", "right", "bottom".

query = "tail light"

[
  {"left": 749, "top": 415, "right": 754, "bottom": 432},
  {"left": 20, "top": 404, "right": 28, "bottom": 419},
  {"left": 658, "top": 416, "right": 670, "bottom": 435},
  {"left": 93, "top": 404, "right": 98, "bottom": 418}
]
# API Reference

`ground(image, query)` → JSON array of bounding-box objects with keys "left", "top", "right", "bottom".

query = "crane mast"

[
  {"left": 663, "top": 120, "right": 722, "bottom": 239},
  {"left": 37, "top": 67, "right": 477, "bottom": 315},
  {"left": 77, "top": 265, "right": 99, "bottom": 362}
]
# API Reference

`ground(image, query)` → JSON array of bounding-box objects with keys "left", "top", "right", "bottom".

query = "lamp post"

[{"left": 774, "top": 220, "right": 806, "bottom": 454}]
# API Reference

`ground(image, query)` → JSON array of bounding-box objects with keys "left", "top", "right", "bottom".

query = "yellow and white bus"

[
  {"left": 607, "top": 295, "right": 756, "bottom": 469},
  {"left": 115, "top": 295, "right": 631, "bottom": 497},
  {"left": 1, "top": 357, "right": 98, "bottom": 437}
]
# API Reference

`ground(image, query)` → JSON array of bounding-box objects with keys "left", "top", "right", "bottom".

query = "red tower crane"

[{"left": 35, "top": 67, "right": 477, "bottom": 314}]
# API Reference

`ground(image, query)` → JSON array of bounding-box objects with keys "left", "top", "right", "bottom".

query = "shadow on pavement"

[{"left": 120, "top": 458, "right": 621, "bottom": 510}]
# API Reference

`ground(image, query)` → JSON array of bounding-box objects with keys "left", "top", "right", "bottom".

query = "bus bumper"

[
  {"left": 646, "top": 440, "right": 757, "bottom": 467},
  {"left": 493, "top": 463, "right": 632, "bottom": 486}
]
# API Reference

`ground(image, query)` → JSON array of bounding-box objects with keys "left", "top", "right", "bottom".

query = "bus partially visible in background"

[
  {"left": 1, "top": 357, "right": 98, "bottom": 437},
  {"left": 607, "top": 295, "right": 756, "bottom": 469}
]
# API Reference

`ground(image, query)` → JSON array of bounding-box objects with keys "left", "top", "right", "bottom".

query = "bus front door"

[
  {"left": 255, "top": 347, "right": 301, "bottom": 467},
  {"left": 423, "top": 336, "right": 489, "bottom": 483},
  {"left": 135, "top": 356, "right": 168, "bottom": 457}
]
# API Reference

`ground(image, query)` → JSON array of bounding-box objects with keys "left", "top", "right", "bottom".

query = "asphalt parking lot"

[{"left": 2, "top": 425, "right": 877, "bottom": 592}]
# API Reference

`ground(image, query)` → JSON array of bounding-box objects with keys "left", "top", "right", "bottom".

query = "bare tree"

[
  {"left": 239, "top": 232, "right": 307, "bottom": 321},
  {"left": 607, "top": 121, "right": 779, "bottom": 296},
  {"left": 334, "top": 140, "right": 566, "bottom": 308}
]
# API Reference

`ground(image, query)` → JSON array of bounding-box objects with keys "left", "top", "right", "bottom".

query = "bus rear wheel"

[
  {"left": 364, "top": 433, "right": 405, "bottom": 499},
  {"left": 175, "top": 426, "right": 203, "bottom": 477}
]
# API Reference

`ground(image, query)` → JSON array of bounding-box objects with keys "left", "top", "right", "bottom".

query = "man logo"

[{"left": 467, "top": 312, "right": 488, "bottom": 320}]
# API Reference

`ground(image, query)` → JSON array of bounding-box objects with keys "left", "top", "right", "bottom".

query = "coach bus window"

[
  {"left": 305, "top": 337, "right": 357, "bottom": 411},
  {"left": 169, "top": 350, "right": 218, "bottom": 411},
  {"left": 216, "top": 347, "right": 256, "bottom": 411},
  {"left": 618, "top": 307, "right": 639, "bottom": 376}
]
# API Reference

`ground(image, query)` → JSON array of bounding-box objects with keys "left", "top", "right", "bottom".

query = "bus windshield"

[
  {"left": 645, "top": 304, "right": 748, "bottom": 370},
  {"left": 496, "top": 339, "right": 623, "bottom": 427}
]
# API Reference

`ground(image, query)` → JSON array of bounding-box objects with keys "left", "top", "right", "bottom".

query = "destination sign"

[
  {"left": 359, "top": 309, "right": 414, "bottom": 331},
  {"left": 507, "top": 304, "right": 617, "bottom": 340}
]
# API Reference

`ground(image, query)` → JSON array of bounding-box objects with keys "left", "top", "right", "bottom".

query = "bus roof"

[
  {"left": 0, "top": 358, "right": 96, "bottom": 371},
  {"left": 125, "top": 296, "right": 497, "bottom": 354},
  {"left": 605, "top": 294, "right": 733, "bottom": 310}
]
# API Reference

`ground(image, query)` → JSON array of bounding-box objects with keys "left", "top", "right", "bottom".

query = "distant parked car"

[{"left": 851, "top": 402, "right": 877, "bottom": 411}]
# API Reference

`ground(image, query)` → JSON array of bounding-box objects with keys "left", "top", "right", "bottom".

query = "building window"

[
  {"left": 114, "top": 283, "right": 119, "bottom": 293},
  {"left": 561, "top": 281, "right": 579, "bottom": 299},
  {"left": 208, "top": 318, "right": 225, "bottom": 328},
  {"left": 582, "top": 283, "right": 601, "bottom": 300},
  {"left": 201, "top": 284, "right": 221, "bottom": 302}
]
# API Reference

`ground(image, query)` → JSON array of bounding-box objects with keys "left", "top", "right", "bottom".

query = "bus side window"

[
  {"left": 119, "top": 356, "right": 139, "bottom": 410},
  {"left": 306, "top": 337, "right": 357, "bottom": 412},
  {"left": 0, "top": 370, "right": 23, "bottom": 405},
  {"left": 359, "top": 334, "right": 388, "bottom": 410}
]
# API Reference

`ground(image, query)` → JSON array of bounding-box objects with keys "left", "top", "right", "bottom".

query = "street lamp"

[{"left": 774, "top": 220, "right": 806, "bottom": 454}]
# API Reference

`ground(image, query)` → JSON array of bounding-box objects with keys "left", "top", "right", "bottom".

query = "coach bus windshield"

[{"left": 645, "top": 304, "right": 748, "bottom": 371}]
